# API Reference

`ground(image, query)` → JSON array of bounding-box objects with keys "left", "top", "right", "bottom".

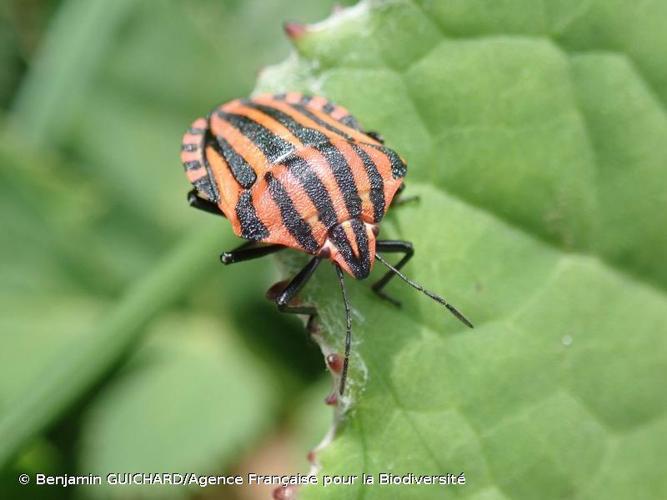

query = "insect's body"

[
  {"left": 181, "top": 93, "right": 471, "bottom": 397},
  {"left": 181, "top": 92, "right": 406, "bottom": 278}
]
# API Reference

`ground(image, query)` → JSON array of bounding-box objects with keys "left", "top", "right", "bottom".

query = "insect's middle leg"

[
  {"left": 372, "top": 240, "right": 414, "bottom": 307},
  {"left": 187, "top": 189, "right": 225, "bottom": 217},
  {"left": 220, "top": 241, "right": 284, "bottom": 265},
  {"left": 391, "top": 183, "right": 419, "bottom": 207}
]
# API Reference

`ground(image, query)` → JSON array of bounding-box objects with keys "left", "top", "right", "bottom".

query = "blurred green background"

[
  {"left": 0, "top": 1, "right": 354, "bottom": 499},
  {"left": 5, "top": 1, "right": 667, "bottom": 499}
]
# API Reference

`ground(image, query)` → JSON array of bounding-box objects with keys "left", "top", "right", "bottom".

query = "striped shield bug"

[{"left": 180, "top": 92, "right": 473, "bottom": 396}]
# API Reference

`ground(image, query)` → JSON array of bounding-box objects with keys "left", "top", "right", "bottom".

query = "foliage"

[
  {"left": 1, "top": 0, "right": 666, "bottom": 499},
  {"left": 256, "top": 1, "right": 667, "bottom": 498}
]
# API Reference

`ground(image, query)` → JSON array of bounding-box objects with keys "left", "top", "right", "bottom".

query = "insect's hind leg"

[
  {"left": 187, "top": 189, "right": 225, "bottom": 217},
  {"left": 391, "top": 184, "right": 419, "bottom": 207},
  {"left": 220, "top": 241, "right": 284, "bottom": 265},
  {"left": 372, "top": 240, "right": 414, "bottom": 307}
]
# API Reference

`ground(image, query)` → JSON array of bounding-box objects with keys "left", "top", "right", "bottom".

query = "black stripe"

[
  {"left": 350, "top": 143, "right": 385, "bottom": 222},
  {"left": 351, "top": 219, "right": 370, "bottom": 271},
  {"left": 202, "top": 141, "right": 221, "bottom": 203},
  {"left": 181, "top": 143, "right": 198, "bottom": 152},
  {"left": 322, "top": 102, "right": 335, "bottom": 114},
  {"left": 217, "top": 110, "right": 295, "bottom": 164},
  {"left": 286, "top": 102, "right": 355, "bottom": 140},
  {"left": 243, "top": 103, "right": 362, "bottom": 219},
  {"left": 243, "top": 102, "right": 330, "bottom": 146},
  {"left": 340, "top": 115, "right": 362, "bottom": 130},
  {"left": 235, "top": 190, "right": 269, "bottom": 240},
  {"left": 282, "top": 155, "right": 339, "bottom": 229},
  {"left": 183, "top": 160, "right": 201, "bottom": 171},
  {"left": 329, "top": 222, "right": 371, "bottom": 279},
  {"left": 369, "top": 144, "right": 407, "bottom": 179},
  {"left": 315, "top": 142, "right": 362, "bottom": 219},
  {"left": 300, "top": 95, "right": 313, "bottom": 104},
  {"left": 209, "top": 134, "right": 257, "bottom": 188},
  {"left": 192, "top": 177, "right": 217, "bottom": 202},
  {"left": 265, "top": 172, "right": 319, "bottom": 253},
  {"left": 188, "top": 127, "right": 205, "bottom": 134}
]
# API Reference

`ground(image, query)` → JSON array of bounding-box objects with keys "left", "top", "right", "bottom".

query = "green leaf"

[
  {"left": 78, "top": 314, "right": 279, "bottom": 499},
  {"left": 0, "top": 217, "right": 233, "bottom": 468},
  {"left": 255, "top": 1, "right": 667, "bottom": 498}
]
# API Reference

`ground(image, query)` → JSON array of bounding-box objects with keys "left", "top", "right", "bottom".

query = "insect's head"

[{"left": 320, "top": 219, "right": 377, "bottom": 280}]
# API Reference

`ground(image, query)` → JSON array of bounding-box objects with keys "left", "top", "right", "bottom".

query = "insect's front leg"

[
  {"left": 269, "top": 256, "right": 321, "bottom": 317},
  {"left": 267, "top": 256, "right": 321, "bottom": 335},
  {"left": 187, "top": 189, "right": 226, "bottom": 217}
]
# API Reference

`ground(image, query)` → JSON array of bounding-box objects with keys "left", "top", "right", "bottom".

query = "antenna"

[
  {"left": 375, "top": 254, "right": 473, "bottom": 329},
  {"left": 334, "top": 264, "right": 352, "bottom": 395}
]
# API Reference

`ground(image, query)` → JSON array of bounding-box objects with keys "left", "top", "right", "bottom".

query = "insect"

[{"left": 181, "top": 92, "right": 472, "bottom": 396}]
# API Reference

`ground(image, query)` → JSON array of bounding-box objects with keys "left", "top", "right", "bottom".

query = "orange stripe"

[
  {"left": 357, "top": 143, "right": 392, "bottom": 181},
  {"left": 186, "top": 167, "right": 207, "bottom": 183},
  {"left": 329, "top": 107, "right": 348, "bottom": 120},
  {"left": 251, "top": 173, "right": 327, "bottom": 251},
  {"left": 230, "top": 104, "right": 300, "bottom": 150},
  {"left": 233, "top": 97, "right": 354, "bottom": 224},
  {"left": 308, "top": 95, "right": 328, "bottom": 110},
  {"left": 285, "top": 92, "right": 303, "bottom": 104},
  {"left": 182, "top": 131, "right": 204, "bottom": 144},
  {"left": 253, "top": 96, "right": 384, "bottom": 222},
  {"left": 383, "top": 177, "right": 404, "bottom": 216},
  {"left": 209, "top": 111, "right": 271, "bottom": 177},
  {"left": 307, "top": 105, "right": 380, "bottom": 145},
  {"left": 181, "top": 117, "right": 207, "bottom": 165},
  {"left": 205, "top": 145, "right": 238, "bottom": 224},
  {"left": 252, "top": 180, "right": 302, "bottom": 250},
  {"left": 255, "top": 98, "right": 345, "bottom": 144},
  {"left": 180, "top": 150, "right": 201, "bottom": 164},
  {"left": 332, "top": 138, "right": 375, "bottom": 222},
  {"left": 356, "top": 143, "right": 403, "bottom": 216},
  {"left": 342, "top": 222, "right": 359, "bottom": 258},
  {"left": 220, "top": 98, "right": 243, "bottom": 113},
  {"left": 191, "top": 117, "right": 207, "bottom": 128},
  {"left": 230, "top": 100, "right": 348, "bottom": 225},
  {"left": 263, "top": 96, "right": 380, "bottom": 146},
  {"left": 280, "top": 165, "right": 328, "bottom": 241},
  {"left": 295, "top": 145, "right": 350, "bottom": 224}
]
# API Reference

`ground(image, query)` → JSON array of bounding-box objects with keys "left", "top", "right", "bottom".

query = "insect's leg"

[
  {"left": 391, "top": 183, "right": 419, "bottom": 207},
  {"left": 187, "top": 189, "right": 225, "bottom": 217},
  {"left": 220, "top": 242, "right": 285, "bottom": 265},
  {"left": 269, "top": 256, "right": 321, "bottom": 317},
  {"left": 372, "top": 240, "right": 414, "bottom": 307},
  {"left": 365, "top": 130, "right": 385, "bottom": 144}
]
